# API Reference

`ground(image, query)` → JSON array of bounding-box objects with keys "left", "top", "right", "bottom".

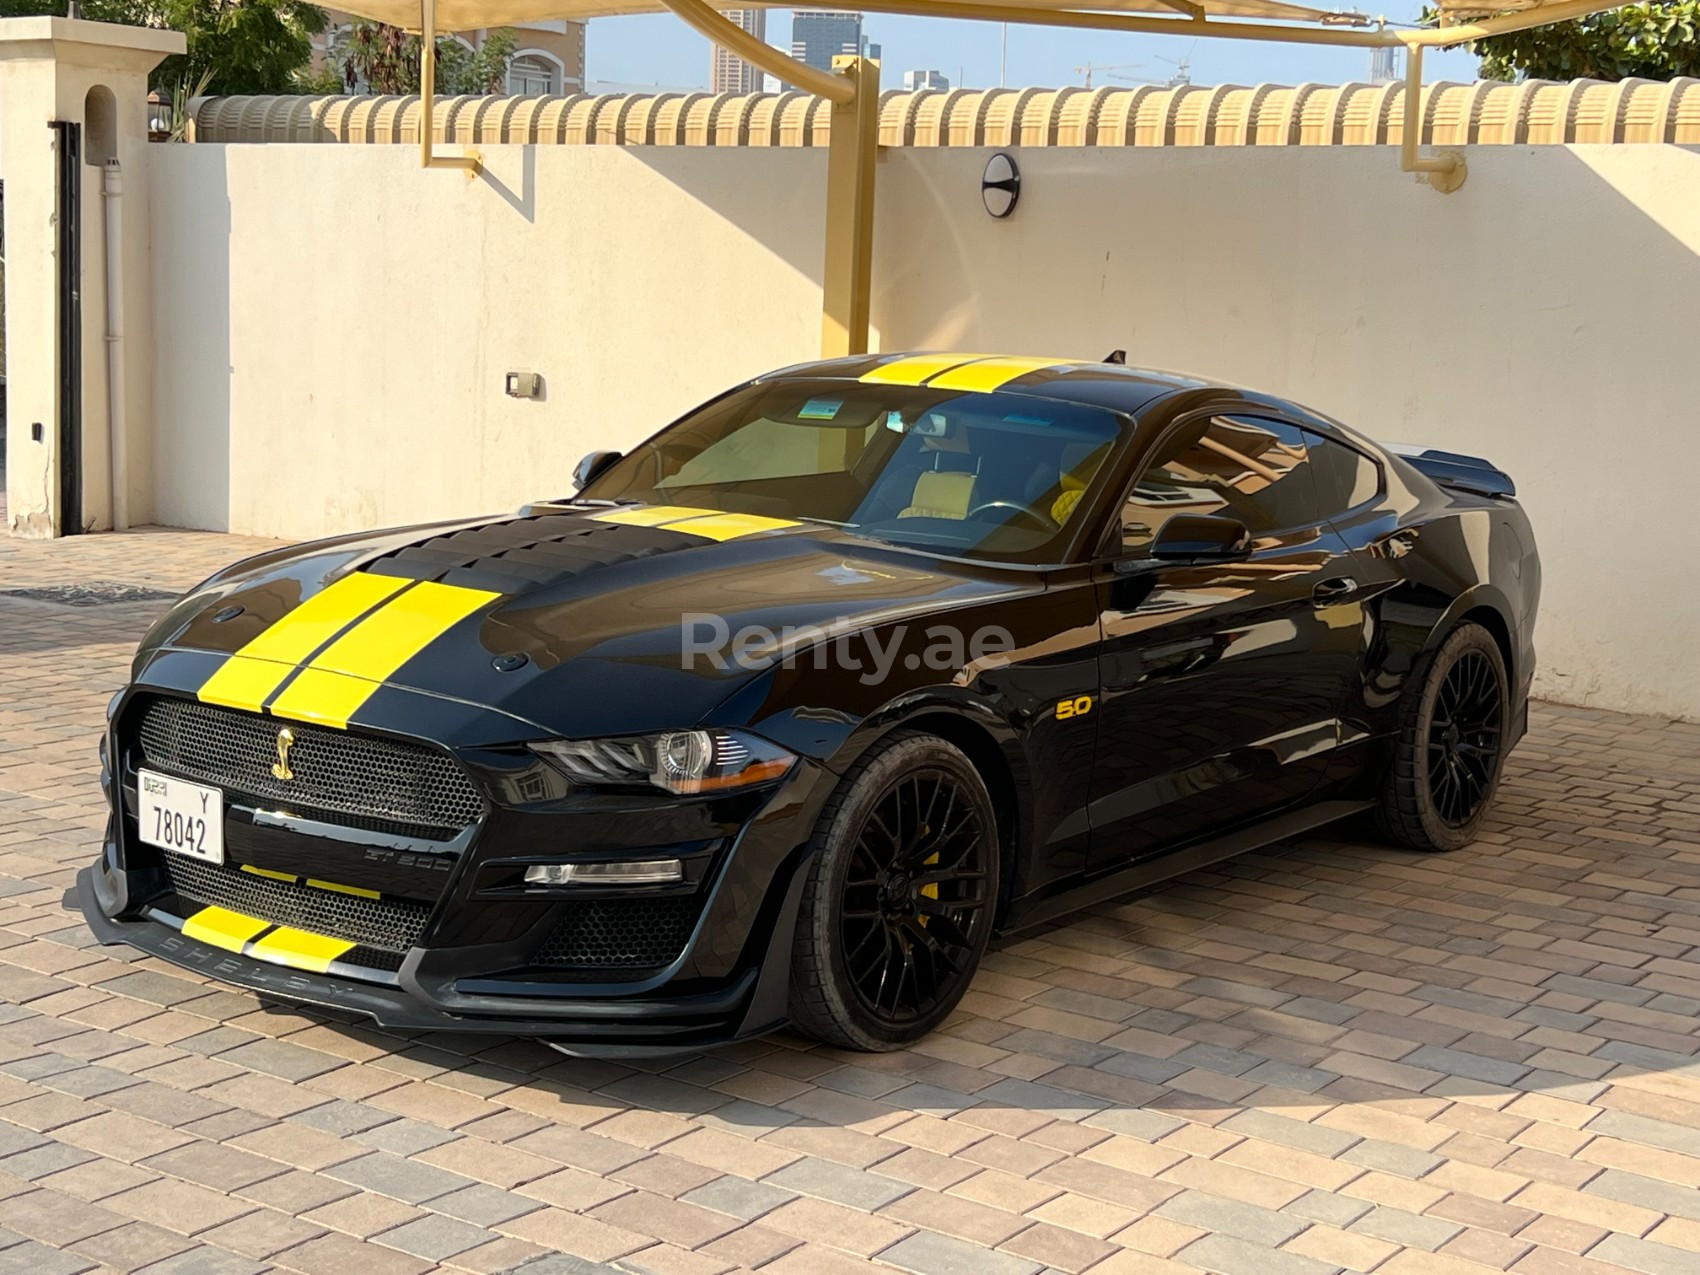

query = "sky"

[{"left": 582, "top": 4, "right": 1480, "bottom": 93}]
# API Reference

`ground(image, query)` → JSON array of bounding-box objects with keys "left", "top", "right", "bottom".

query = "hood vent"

[{"left": 365, "top": 514, "right": 706, "bottom": 595}]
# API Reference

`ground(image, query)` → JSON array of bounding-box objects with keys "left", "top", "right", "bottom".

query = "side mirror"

[
  {"left": 1149, "top": 514, "right": 1252, "bottom": 563},
  {"left": 572, "top": 450, "right": 622, "bottom": 491}
]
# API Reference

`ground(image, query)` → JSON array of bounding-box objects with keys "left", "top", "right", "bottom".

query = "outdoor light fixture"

[
  {"left": 524, "top": 860, "right": 684, "bottom": 886},
  {"left": 981, "top": 153, "right": 1020, "bottom": 219}
]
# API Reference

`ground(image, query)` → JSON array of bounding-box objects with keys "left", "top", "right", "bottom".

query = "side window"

[
  {"left": 1303, "top": 431, "right": 1382, "bottom": 516},
  {"left": 1120, "top": 415, "right": 1317, "bottom": 554}
]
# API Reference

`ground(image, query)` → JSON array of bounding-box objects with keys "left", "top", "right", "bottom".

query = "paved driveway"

[{"left": 1, "top": 527, "right": 1699, "bottom": 1275}]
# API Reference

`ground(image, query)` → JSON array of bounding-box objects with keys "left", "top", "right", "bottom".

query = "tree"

[
  {"left": 337, "top": 22, "right": 517, "bottom": 95},
  {"left": 1448, "top": 1, "right": 1700, "bottom": 81},
  {"left": 0, "top": 0, "right": 327, "bottom": 95}
]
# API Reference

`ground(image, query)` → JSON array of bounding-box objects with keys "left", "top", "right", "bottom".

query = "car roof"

[{"left": 758, "top": 353, "right": 1222, "bottom": 418}]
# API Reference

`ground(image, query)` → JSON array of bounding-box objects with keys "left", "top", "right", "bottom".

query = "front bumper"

[
  {"left": 77, "top": 863, "right": 803, "bottom": 1055},
  {"left": 86, "top": 687, "right": 832, "bottom": 1056}
]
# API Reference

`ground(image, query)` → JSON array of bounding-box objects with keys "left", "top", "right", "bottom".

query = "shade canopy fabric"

[{"left": 339, "top": 0, "right": 1359, "bottom": 33}]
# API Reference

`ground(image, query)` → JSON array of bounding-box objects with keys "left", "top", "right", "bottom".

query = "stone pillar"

[{"left": 0, "top": 18, "right": 182, "bottom": 537}]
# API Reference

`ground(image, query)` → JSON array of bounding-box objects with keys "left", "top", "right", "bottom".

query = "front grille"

[
  {"left": 536, "top": 896, "right": 701, "bottom": 970},
  {"left": 162, "top": 855, "right": 430, "bottom": 954},
  {"left": 136, "top": 697, "right": 482, "bottom": 839}
]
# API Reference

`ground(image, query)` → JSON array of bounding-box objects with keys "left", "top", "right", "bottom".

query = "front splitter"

[{"left": 75, "top": 868, "right": 768, "bottom": 1056}]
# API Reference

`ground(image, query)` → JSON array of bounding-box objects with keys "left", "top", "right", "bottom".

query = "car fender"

[{"left": 1422, "top": 581, "right": 1519, "bottom": 670}]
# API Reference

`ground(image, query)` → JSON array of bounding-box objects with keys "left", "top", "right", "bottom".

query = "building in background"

[
  {"left": 313, "top": 14, "right": 585, "bottom": 95},
  {"left": 791, "top": 10, "right": 862, "bottom": 73},
  {"left": 904, "top": 68, "right": 949, "bottom": 91},
  {"left": 710, "top": 10, "right": 767, "bottom": 94},
  {"left": 1368, "top": 44, "right": 1402, "bottom": 84}
]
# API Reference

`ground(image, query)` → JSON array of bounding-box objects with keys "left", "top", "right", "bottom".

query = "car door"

[{"left": 1086, "top": 411, "right": 1369, "bottom": 870}]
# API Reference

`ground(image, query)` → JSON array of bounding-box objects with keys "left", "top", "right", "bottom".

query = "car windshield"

[{"left": 580, "top": 379, "right": 1126, "bottom": 564}]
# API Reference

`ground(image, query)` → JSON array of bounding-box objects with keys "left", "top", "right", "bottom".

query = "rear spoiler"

[{"left": 1385, "top": 445, "right": 1516, "bottom": 499}]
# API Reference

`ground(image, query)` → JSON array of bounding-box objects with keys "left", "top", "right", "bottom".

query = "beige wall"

[
  {"left": 147, "top": 140, "right": 1700, "bottom": 720},
  {"left": 149, "top": 144, "right": 827, "bottom": 533}
]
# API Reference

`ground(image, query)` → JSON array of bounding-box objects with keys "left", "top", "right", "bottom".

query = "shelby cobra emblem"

[{"left": 270, "top": 728, "right": 296, "bottom": 782}]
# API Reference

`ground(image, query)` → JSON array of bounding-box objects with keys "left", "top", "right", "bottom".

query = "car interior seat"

[
  {"left": 1050, "top": 442, "right": 1112, "bottom": 524},
  {"left": 898, "top": 428, "right": 979, "bottom": 520}
]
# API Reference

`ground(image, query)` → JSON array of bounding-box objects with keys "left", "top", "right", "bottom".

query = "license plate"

[{"left": 137, "top": 769, "right": 224, "bottom": 864}]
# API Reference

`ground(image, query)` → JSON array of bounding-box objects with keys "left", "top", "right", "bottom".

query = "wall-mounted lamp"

[
  {"left": 505, "top": 372, "right": 543, "bottom": 400},
  {"left": 981, "top": 153, "right": 1020, "bottom": 219}
]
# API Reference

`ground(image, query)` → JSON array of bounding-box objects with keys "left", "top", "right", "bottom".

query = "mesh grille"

[
  {"left": 535, "top": 896, "right": 701, "bottom": 970},
  {"left": 136, "top": 697, "right": 482, "bottom": 838},
  {"left": 162, "top": 855, "right": 430, "bottom": 954}
]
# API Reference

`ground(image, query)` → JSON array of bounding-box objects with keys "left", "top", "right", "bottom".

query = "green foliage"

[
  {"left": 0, "top": 0, "right": 327, "bottom": 95},
  {"left": 1436, "top": 1, "right": 1700, "bottom": 81},
  {"left": 336, "top": 21, "right": 517, "bottom": 95}
]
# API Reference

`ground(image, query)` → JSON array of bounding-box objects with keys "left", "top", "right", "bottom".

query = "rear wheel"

[
  {"left": 1376, "top": 621, "right": 1508, "bottom": 852},
  {"left": 789, "top": 731, "right": 999, "bottom": 1051}
]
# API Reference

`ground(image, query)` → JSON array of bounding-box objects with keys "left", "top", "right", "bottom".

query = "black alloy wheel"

[
  {"left": 790, "top": 731, "right": 999, "bottom": 1050},
  {"left": 1426, "top": 648, "right": 1504, "bottom": 826},
  {"left": 1377, "top": 621, "right": 1509, "bottom": 852}
]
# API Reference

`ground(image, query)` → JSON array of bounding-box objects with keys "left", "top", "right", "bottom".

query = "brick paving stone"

[
  {"left": 374, "top": 1213, "right": 496, "bottom": 1260},
  {"left": 763, "top": 1154, "right": 913, "bottom": 1210},
  {"left": 66, "top": 1219, "right": 196, "bottom": 1271},
  {"left": 269, "top": 1231, "right": 434, "bottom": 1275},
  {"left": 197, "top": 1210, "right": 325, "bottom": 1259},
  {"left": 1349, "top": 1204, "right": 1466, "bottom": 1251},
  {"left": 879, "top": 1229, "right": 1042, "bottom": 1275},
  {"left": 129, "top": 1249, "right": 268, "bottom": 1275},
  {"left": 102, "top": 1178, "right": 255, "bottom": 1236},
  {"left": 1156, "top": 1190, "right": 1309, "bottom": 1246},
  {"left": 1180, "top": 1232, "right": 1344, "bottom": 1275},
  {"left": 301, "top": 1191, "right": 426, "bottom": 1238},
  {"left": 324, "top": 1151, "right": 477, "bottom": 1204},
  {"left": 0, "top": 1239, "right": 97, "bottom": 1275},
  {"left": 679, "top": 1174, "right": 797, "bottom": 1221},
  {"left": 8, "top": 530, "right": 1700, "bottom": 1275}
]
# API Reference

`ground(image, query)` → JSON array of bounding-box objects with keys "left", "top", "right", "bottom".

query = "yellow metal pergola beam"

[
  {"left": 655, "top": 0, "right": 853, "bottom": 102},
  {"left": 654, "top": 0, "right": 875, "bottom": 355},
  {"left": 419, "top": 0, "right": 483, "bottom": 173}
]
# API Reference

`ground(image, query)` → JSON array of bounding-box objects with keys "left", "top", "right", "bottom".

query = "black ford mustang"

[{"left": 80, "top": 353, "right": 1539, "bottom": 1055}]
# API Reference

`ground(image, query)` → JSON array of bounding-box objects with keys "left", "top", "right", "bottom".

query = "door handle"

[{"left": 1312, "top": 576, "right": 1359, "bottom": 605}]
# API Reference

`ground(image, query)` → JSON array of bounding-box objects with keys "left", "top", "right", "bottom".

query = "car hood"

[{"left": 139, "top": 505, "right": 1036, "bottom": 742}]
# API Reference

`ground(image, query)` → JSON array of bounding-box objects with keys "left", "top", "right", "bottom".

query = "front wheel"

[
  {"left": 789, "top": 731, "right": 999, "bottom": 1051},
  {"left": 1376, "top": 621, "right": 1509, "bottom": 852}
]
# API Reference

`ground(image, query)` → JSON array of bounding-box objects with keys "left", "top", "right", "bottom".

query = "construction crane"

[
  {"left": 1074, "top": 61, "right": 1144, "bottom": 89},
  {"left": 1154, "top": 42, "right": 1197, "bottom": 86}
]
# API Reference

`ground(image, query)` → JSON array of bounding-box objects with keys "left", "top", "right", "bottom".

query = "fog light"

[{"left": 524, "top": 860, "right": 683, "bottom": 886}]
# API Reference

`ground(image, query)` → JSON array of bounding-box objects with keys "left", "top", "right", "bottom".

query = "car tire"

[
  {"left": 789, "top": 730, "right": 1000, "bottom": 1051},
  {"left": 1376, "top": 621, "right": 1509, "bottom": 853}
]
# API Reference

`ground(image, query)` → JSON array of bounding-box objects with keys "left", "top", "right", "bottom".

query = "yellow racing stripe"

[
  {"left": 197, "top": 574, "right": 409, "bottom": 713},
  {"left": 196, "top": 655, "right": 297, "bottom": 716},
  {"left": 249, "top": 926, "right": 356, "bottom": 973},
  {"left": 240, "top": 865, "right": 297, "bottom": 883},
  {"left": 925, "top": 356, "right": 1081, "bottom": 392},
  {"left": 306, "top": 878, "right": 381, "bottom": 900},
  {"left": 859, "top": 353, "right": 987, "bottom": 386},
  {"left": 268, "top": 668, "right": 381, "bottom": 730},
  {"left": 268, "top": 580, "right": 499, "bottom": 728},
  {"left": 181, "top": 906, "right": 271, "bottom": 953},
  {"left": 590, "top": 505, "right": 717, "bottom": 527},
  {"left": 663, "top": 513, "right": 799, "bottom": 541}
]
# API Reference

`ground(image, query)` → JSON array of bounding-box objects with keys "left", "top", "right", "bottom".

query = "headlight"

[{"left": 532, "top": 729, "right": 795, "bottom": 796}]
